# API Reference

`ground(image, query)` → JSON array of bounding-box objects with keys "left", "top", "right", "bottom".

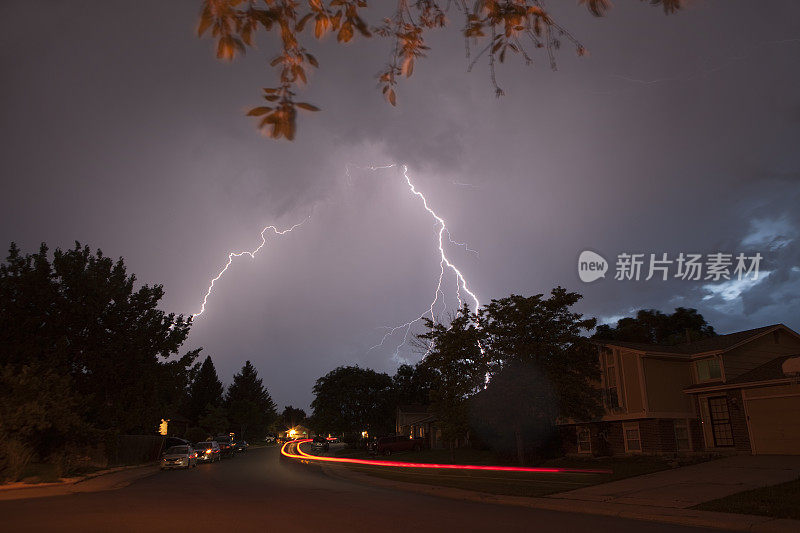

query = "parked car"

[
  {"left": 195, "top": 441, "right": 221, "bottom": 463},
  {"left": 311, "top": 436, "right": 329, "bottom": 452},
  {"left": 214, "top": 435, "right": 235, "bottom": 458},
  {"left": 164, "top": 436, "right": 191, "bottom": 448},
  {"left": 375, "top": 436, "right": 422, "bottom": 455},
  {"left": 160, "top": 445, "right": 197, "bottom": 469}
]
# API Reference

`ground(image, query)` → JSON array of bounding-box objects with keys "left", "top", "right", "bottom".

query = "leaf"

[
  {"left": 197, "top": 14, "right": 213, "bottom": 37},
  {"left": 296, "top": 13, "right": 313, "bottom": 32},
  {"left": 401, "top": 57, "right": 414, "bottom": 77},
  {"left": 247, "top": 106, "right": 272, "bottom": 116},
  {"left": 387, "top": 89, "right": 396, "bottom": 106},
  {"left": 338, "top": 22, "right": 353, "bottom": 43},
  {"left": 305, "top": 53, "right": 319, "bottom": 68},
  {"left": 296, "top": 102, "right": 320, "bottom": 112}
]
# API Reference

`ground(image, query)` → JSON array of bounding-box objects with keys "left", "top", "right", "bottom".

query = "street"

[{"left": 1, "top": 447, "right": 720, "bottom": 532}]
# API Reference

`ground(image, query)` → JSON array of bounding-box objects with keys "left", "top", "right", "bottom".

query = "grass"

[
  {"left": 693, "top": 477, "right": 800, "bottom": 520},
  {"left": 329, "top": 447, "right": 697, "bottom": 498}
]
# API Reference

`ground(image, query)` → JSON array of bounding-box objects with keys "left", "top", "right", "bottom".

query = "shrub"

[{"left": 0, "top": 439, "right": 34, "bottom": 482}]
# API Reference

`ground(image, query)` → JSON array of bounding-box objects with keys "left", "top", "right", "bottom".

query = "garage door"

[{"left": 746, "top": 395, "right": 800, "bottom": 455}]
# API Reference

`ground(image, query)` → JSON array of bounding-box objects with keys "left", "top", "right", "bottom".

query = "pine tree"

[
  {"left": 225, "top": 361, "right": 277, "bottom": 440},
  {"left": 186, "top": 355, "right": 224, "bottom": 425}
]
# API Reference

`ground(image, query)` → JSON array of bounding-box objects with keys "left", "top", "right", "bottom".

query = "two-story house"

[{"left": 560, "top": 324, "right": 800, "bottom": 456}]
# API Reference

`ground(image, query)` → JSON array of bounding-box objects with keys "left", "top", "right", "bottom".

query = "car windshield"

[
  {"left": 313, "top": 437, "right": 325, "bottom": 443},
  {"left": 165, "top": 446, "right": 188, "bottom": 454},
  {"left": 197, "top": 442, "right": 211, "bottom": 448}
]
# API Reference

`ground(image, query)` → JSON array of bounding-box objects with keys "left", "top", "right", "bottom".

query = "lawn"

[
  {"left": 329, "top": 447, "right": 697, "bottom": 497},
  {"left": 693, "top": 477, "right": 800, "bottom": 520}
]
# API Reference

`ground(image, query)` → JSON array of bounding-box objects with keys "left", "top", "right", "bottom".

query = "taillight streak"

[{"left": 280, "top": 439, "right": 612, "bottom": 474}]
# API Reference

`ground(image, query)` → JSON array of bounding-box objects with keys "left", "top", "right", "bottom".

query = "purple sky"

[{"left": 2, "top": 1, "right": 799, "bottom": 410}]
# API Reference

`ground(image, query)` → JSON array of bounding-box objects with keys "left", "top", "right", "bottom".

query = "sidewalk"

[
  {"left": 549, "top": 455, "right": 800, "bottom": 509},
  {"left": 0, "top": 463, "right": 160, "bottom": 501},
  {"left": 322, "top": 458, "right": 800, "bottom": 532}
]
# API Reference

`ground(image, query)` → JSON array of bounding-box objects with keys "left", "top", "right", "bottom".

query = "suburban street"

[{"left": 0, "top": 447, "right": 719, "bottom": 532}]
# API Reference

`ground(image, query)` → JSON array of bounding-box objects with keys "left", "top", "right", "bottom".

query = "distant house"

[
  {"left": 280, "top": 425, "right": 311, "bottom": 440},
  {"left": 395, "top": 405, "right": 443, "bottom": 449},
  {"left": 560, "top": 324, "right": 800, "bottom": 456}
]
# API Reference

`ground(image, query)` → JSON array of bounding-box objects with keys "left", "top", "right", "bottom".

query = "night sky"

[{"left": 2, "top": 1, "right": 799, "bottom": 410}]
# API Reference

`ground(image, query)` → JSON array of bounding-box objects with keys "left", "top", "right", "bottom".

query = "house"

[
  {"left": 560, "top": 324, "right": 800, "bottom": 456},
  {"left": 280, "top": 425, "right": 311, "bottom": 440},
  {"left": 395, "top": 405, "right": 443, "bottom": 449}
]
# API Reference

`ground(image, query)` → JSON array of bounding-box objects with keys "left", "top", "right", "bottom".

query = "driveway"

[{"left": 549, "top": 455, "right": 800, "bottom": 509}]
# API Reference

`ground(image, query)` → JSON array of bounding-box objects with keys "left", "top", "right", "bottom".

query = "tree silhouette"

[
  {"left": 480, "top": 287, "right": 601, "bottom": 424},
  {"left": 311, "top": 365, "right": 394, "bottom": 438},
  {"left": 186, "top": 355, "right": 225, "bottom": 425},
  {"left": 593, "top": 307, "right": 717, "bottom": 345},
  {"left": 417, "top": 304, "right": 487, "bottom": 461},
  {"left": 0, "top": 242, "right": 198, "bottom": 435},
  {"left": 225, "top": 360, "right": 278, "bottom": 439}
]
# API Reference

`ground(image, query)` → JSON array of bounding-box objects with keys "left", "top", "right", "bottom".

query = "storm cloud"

[{"left": 2, "top": 0, "right": 799, "bottom": 409}]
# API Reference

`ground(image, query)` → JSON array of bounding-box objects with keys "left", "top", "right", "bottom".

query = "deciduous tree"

[
  {"left": 0, "top": 242, "right": 198, "bottom": 435},
  {"left": 417, "top": 304, "right": 488, "bottom": 461},
  {"left": 480, "top": 287, "right": 601, "bottom": 424},
  {"left": 197, "top": 0, "right": 682, "bottom": 139},
  {"left": 311, "top": 365, "right": 394, "bottom": 438},
  {"left": 593, "top": 307, "right": 716, "bottom": 345}
]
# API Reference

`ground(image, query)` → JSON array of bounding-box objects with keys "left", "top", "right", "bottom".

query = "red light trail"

[{"left": 280, "top": 439, "right": 612, "bottom": 474}]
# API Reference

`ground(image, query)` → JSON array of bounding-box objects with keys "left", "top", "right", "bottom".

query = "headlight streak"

[{"left": 280, "top": 439, "right": 612, "bottom": 474}]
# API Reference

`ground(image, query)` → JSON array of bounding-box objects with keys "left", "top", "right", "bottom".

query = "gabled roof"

[
  {"left": 397, "top": 404, "right": 431, "bottom": 414},
  {"left": 684, "top": 354, "right": 799, "bottom": 392},
  {"left": 594, "top": 324, "right": 798, "bottom": 356},
  {"left": 727, "top": 355, "right": 800, "bottom": 384}
]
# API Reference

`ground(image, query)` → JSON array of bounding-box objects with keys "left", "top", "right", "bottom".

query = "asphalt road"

[{"left": 1, "top": 447, "right": 721, "bottom": 532}]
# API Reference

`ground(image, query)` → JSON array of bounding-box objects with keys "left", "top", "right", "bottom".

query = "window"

[
  {"left": 674, "top": 419, "right": 690, "bottom": 451},
  {"left": 577, "top": 427, "right": 591, "bottom": 454},
  {"left": 696, "top": 358, "right": 722, "bottom": 382},
  {"left": 707, "top": 397, "right": 734, "bottom": 447},
  {"left": 624, "top": 423, "right": 641, "bottom": 452}
]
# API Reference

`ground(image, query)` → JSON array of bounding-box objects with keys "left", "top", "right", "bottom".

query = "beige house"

[{"left": 561, "top": 324, "right": 800, "bottom": 455}]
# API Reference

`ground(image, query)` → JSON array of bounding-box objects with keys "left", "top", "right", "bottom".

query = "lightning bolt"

[
  {"left": 190, "top": 164, "right": 481, "bottom": 365},
  {"left": 191, "top": 218, "right": 308, "bottom": 319},
  {"left": 352, "top": 164, "right": 480, "bottom": 360}
]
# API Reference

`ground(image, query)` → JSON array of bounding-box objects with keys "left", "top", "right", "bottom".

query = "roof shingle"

[{"left": 594, "top": 324, "right": 787, "bottom": 355}]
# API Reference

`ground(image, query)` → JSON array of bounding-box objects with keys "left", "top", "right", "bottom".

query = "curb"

[
  {"left": 0, "top": 462, "right": 159, "bottom": 496},
  {"left": 321, "top": 463, "right": 800, "bottom": 533}
]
